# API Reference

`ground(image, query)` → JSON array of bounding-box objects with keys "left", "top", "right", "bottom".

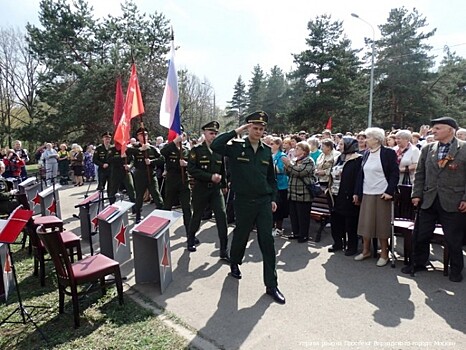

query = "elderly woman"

[
  {"left": 271, "top": 137, "right": 289, "bottom": 236},
  {"left": 328, "top": 137, "right": 363, "bottom": 255},
  {"left": 394, "top": 130, "right": 420, "bottom": 185},
  {"left": 71, "top": 145, "right": 84, "bottom": 186},
  {"left": 282, "top": 141, "right": 316, "bottom": 243},
  {"left": 315, "top": 138, "right": 340, "bottom": 188},
  {"left": 354, "top": 127, "right": 399, "bottom": 266},
  {"left": 57, "top": 143, "right": 70, "bottom": 184},
  {"left": 40, "top": 142, "right": 59, "bottom": 186},
  {"left": 307, "top": 137, "right": 322, "bottom": 164}
]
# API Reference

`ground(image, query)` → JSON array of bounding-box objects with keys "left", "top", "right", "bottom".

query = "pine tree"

[
  {"left": 375, "top": 7, "right": 437, "bottom": 128},
  {"left": 288, "top": 14, "right": 362, "bottom": 133},
  {"left": 227, "top": 76, "right": 247, "bottom": 127},
  {"left": 247, "top": 64, "right": 265, "bottom": 114}
]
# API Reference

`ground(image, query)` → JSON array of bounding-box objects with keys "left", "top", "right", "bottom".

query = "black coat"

[{"left": 333, "top": 156, "right": 362, "bottom": 216}]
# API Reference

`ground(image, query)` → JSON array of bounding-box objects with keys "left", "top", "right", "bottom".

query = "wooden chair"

[
  {"left": 37, "top": 225, "right": 124, "bottom": 328},
  {"left": 393, "top": 185, "right": 449, "bottom": 275},
  {"left": 30, "top": 216, "right": 82, "bottom": 286}
]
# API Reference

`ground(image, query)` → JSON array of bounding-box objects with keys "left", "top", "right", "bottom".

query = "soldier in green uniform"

[
  {"left": 187, "top": 121, "right": 229, "bottom": 260},
  {"left": 160, "top": 133, "right": 192, "bottom": 236},
  {"left": 93, "top": 132, "right": 112, "bottom": 191},
  {"left": 125, "top": 128, "right": 164, "bottom": 223},
  {"left": 0, "top": 160, "right": 19, "bottom": 215},
  {"left": 107, "top": 144, "right": 136, "bottom": 207},
  {"left": 210, "top": 111, "right": 285, "bottom": 304}
]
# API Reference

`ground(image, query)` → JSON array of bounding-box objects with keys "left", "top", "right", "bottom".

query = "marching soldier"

[
  {"left": 107, "top": 144, "right": 136, "bottom": 206},
  {"left": 160, "top": 133, "right": 192, "bottom": 236},
  {"left": 210, "top": 111, "right": 285, "bottom": 304},
  {"left": 93, "top": 132, "right": 113, "bottom": 191},
  {"left": 187, "top": 121, "right": 229, "bottom": 260},
  {"left": 125, "top": 128, "right": 164, "bottom": 223}
]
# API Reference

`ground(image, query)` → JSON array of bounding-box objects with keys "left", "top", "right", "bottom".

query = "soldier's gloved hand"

[
  {"left": 179, "top": 159, "right": 187, "bottom": 167},
  {"left": 145, "top": 158, "right": 151, "bottom": 165},
  {"left": 9, "top": 189, "right": 18, "bottom": 195},
  {"left": 173, "top": 135, "right": 182, "bottom": 144},
  {"left": 124, "top": 164, "right": 130, "bottom": 171},
  {"left": 121, "top": 152, "right": 127, "bottom": 158},
  {"left": 140, "top": 144, "right": 150, "bottom": 151},
  {"left": 211, "top": 173, "right": 222, "bottom": 183}
]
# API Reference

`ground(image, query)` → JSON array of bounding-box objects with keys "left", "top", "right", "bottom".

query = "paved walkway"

[{"left": 58, "top": 182, "right": 466, "bottom": 350}]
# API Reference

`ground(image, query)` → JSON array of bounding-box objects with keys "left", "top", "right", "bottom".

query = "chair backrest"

[
  {"left": 37, "top": 225, "right": 74, "bottom": 287},
  {"left": 394, "top": 184, "right": 415, "bottom": 220}
]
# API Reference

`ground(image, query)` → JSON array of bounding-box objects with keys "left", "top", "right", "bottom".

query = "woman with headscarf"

[
  {"left": 354, "top": 127, "right": 399, "bottom": 267},
  {"left": 328, "top": 137, "right": 362, "bottom": 256}
]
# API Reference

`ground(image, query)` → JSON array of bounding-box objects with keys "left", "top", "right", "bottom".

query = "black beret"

[
  {"left": 431, "top": 117, "right": 458, "bottom": 130},
  {"left": 245, "top": 111, "right": 268, "bottom": 125},
  {"left": 101, "top": 131, "right": 112, "bottom": 138},
  {"left": 202, "top": 120, "right": 220, "bottom": 131}
]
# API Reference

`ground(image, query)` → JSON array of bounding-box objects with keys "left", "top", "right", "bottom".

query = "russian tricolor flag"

[{"left": 160, "top": 38, "right": 181, "bottom": 142}]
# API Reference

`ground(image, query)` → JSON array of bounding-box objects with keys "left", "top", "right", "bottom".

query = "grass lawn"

[{"left": 0, "top": 240, "right": 190, "bottom": 350}]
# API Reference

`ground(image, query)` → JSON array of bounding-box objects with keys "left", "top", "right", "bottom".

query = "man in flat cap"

[
  {"left": 210, "top": 111, "right": 286, "bottom": 304},
  {"left": 187, "top": 121, "right": 229, "bottom": 260},
  {"left": 93, "top": 132, "right": 113, "bottom": 191},
  {"left": 403, "top": 117, "right": 466, "bottom": 282},
  {"left": 125, "top": 128, "right": 164, "bottom": 223}
]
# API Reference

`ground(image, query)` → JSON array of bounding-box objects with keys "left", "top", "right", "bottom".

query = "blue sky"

[{"left": 2, "top": 0, "right": 466, "bottom": 108}]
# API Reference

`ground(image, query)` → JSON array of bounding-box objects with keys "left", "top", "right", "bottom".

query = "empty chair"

[
  {"left": 37, "top": 224, "right": 124, "bottom": 328},
  {"left": 30, "top": 215, "right": 82, "bottom": 286}
]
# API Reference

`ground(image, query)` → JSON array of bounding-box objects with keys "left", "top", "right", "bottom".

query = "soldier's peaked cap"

[
  {"left": 101, "top": 131, "right": 112, "bottom": 138},
  {"left": 202, "top": 121, "right": 220, "bottom": 131},
  {"left": 245, "top": 111, "right": 268, "bottom": 125}
]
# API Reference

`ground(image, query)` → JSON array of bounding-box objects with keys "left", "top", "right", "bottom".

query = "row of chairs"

[{"left": 22, "top": 212, "right": 124, "bottom": 328}]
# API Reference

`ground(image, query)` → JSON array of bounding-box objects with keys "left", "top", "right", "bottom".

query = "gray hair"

[
  {"left": 395, "top": 129, "right": 412, "bottom": 142},
  {"left": 307, "top": 137, "right": 320, "bottom": 148},
  {"left": 365, "top": 127, "right": 386, "bottom": 145}
]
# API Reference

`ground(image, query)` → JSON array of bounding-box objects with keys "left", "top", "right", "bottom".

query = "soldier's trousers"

[
  {"left": 231, "top": 195, "right": 278, "bottom": 288},
  {"left": 134, "top": 170, "right": 164, "bottom": 214},
  {"left": 163, "top": 175, "right": 191, "bottom": 234},
  {"left": 108, "top": 172, "right": 136, "bottom": 204},
  {"left": 188, "top": 185, "right": 227, "bottom": 251}
]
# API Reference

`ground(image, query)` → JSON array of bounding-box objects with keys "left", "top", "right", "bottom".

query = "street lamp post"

[{"left": 351, "top": 13, "right": 375, "bottom": 128}]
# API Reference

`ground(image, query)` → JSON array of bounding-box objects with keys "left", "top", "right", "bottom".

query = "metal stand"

[
  {"left": 74, "top": 190, "right": 106, "bottom": 256},
  {"left": 0, "top": 244, "right": 48, "bottom": 342}
]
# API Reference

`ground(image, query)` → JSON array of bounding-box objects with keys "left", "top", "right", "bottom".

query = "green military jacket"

[
  {"left": 187, "top": 141, "right": 226, "bottom": 188},
  {"left": 210, "top": 130, "right": 277, "bottom": 199},
  {"left": 93, "top": 144, "right": 112, "bottom": 170},
  {"left": 107, "top": 146, "right": 127, "bottom": 176},
  {"left": 0, "top": 177, "right": 12, "bottom": 202},
  {"left": 126, "top": 143, "right": 165, "bottom": 172},
  {"left": 160, "top": 142, "right": 190, "bottom": 175}
]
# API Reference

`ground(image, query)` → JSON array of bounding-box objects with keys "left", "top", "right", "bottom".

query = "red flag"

[
  {"left": 113, "top": 77, "right": 124, "bottom": 129},
  {"left": 325, "top": 116, "right": 332, "bottom": 130},
  {"left": 114, "top": 64, "right": 145, "bottom": 154}
]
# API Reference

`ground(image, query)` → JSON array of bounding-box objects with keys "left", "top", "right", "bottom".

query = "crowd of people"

[{"left": 1, "top": 113, "right": 465, "bottom": 303}]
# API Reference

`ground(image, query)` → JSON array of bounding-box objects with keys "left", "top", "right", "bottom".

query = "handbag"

[
  {"left": 304, "top": 175, "right": 323, "bottom": 197},
  {"left": 402, "top": 166, "right": 411, "bottom": 185},
  {"left": 308, "top": 182, "right": 323, "bottom": 197}
]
